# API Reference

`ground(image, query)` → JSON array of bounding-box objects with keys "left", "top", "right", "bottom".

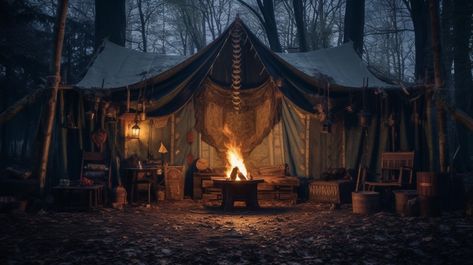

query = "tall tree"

[
  {"left": 167, "top": 0, "right": 206, "bottom": 53},
  {"left": 343, "top": 0, "right": 365, "bottom": 55},
  {"left": 95, "top": 0, "right": 126, "bottom": 48},
  {"left": 237, "top": 0, "right": 282, "bottom": 52},
  {"left": 453, "top": 0, "right": 473, "bottom": 171},
  {"left": 429, "top": 0, "right": 447, "bottom": 173},
  {"left": 403, "top": 0, "right": 432, "bottom": 81},
  {"left": 137, "top": 0, "right": 148, "bottom": 52},
  {"left": 292, "top": 0, "right": 308, "bottom": 51}
]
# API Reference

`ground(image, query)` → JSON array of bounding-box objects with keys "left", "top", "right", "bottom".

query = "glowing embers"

[{"left": 223, "top": 125, "right": 249, "bottom": 181}]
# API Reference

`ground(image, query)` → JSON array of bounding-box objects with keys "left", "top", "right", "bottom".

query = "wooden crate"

[{"left": 309, "top": 180, "right": 353, "bottom": 204}]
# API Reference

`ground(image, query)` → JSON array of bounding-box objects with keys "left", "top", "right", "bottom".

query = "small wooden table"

[
  {"left": 213, "top": 179, "right": 264, "bottom": 210},
  {"left": 52, "top": 185, "right": 103, "bottom": 211},
  {"left": 124, "top": 167, "right": 161, "bottom": 204}
]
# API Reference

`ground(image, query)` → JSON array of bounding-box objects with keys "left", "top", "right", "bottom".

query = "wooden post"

[
  {"left": 59, "top": 90, "right": 68, "bottom": 178},
  {"left": 38, "top": 0, "right": 69, "bottom": 195},
  {"left": 429, "top": 0, "right": 448, "bottom": 173}
]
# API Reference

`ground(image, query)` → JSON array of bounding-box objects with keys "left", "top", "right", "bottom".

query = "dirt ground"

[{"left": 1, "top": 201, "right": 473, "bottom": 265}]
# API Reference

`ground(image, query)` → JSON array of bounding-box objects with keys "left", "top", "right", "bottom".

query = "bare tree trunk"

[
  {"left": 38, "top": 0, "right": 68, "bottom": 195},
  {"left": 237, "top": 0, "right": 282, "bottom": 52},
  {"left": 95, "top": 0, "right": 126, "bottom": 48},
  {"left": 453, "top": 0, "right": 473, "bottom": 171},
  {"left": 428, "top": 0, "right": 447, "bottom": 173},
  {"left": 293, "top": 0, "right": 307, "bottom": 52},
  {"left": 406, "top": 0, "right": 432, "bottom": 81},
  {"left": 137, "top": 0, "right": 147, "bottom": 52},
  {"left": 343, "top": 0, "right": 365, "bottom": 55}
]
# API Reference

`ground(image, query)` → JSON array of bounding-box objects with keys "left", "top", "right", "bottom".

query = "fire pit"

[
  {"left": 215, "top": 125, "right": 264, "bottom": 210},
  {"left": 213, "top": 179, "right": 264, "bottom": 210}
]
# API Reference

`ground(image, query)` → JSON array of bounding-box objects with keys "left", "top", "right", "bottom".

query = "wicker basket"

[{"left": 309, "top": 180, "right": 353, "bottom": 204}]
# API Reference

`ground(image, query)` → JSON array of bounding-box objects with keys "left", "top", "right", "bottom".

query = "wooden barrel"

[
  {"left": 352, "top": 192, "right": 380, "bottom": 214},
  {"left": 417, "top": 172, "right": 438, "bottom": 197},
  {"left": 393, "top": 190, "right": 417, "bottom": 216}
]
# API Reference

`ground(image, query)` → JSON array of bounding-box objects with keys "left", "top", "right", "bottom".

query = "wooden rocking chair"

[{"left": 365, "top": 152, "right": 415, "bottom": 191}]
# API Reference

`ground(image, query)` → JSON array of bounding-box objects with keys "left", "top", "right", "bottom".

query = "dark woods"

[{"left": 0, "top": 0, "right": 472, "bottom": 173}]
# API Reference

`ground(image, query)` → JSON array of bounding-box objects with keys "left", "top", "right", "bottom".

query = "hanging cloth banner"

[
  {"left": 194, "top": 78, "right": 281, "bottom": 157},
  {"left": 150, "top": 116, "right": 170, "bottom": 128}
]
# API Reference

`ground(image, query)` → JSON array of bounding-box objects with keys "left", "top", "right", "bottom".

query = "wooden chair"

[
  {"left": 80, "top": 151, "right": 112, "bottom": 205},
  {"left": 130, "top": 171, "right": 154, "bottom": 205},
  {"left": 365, "top": 152, "right": 415, "bottom": 191},
  {"left": 80, "top": 151, "right": 112, "bottom": 188}
]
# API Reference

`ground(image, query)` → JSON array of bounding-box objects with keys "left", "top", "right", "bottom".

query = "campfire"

[{"left": 223, "top": 125, "right": 250, "bottom": 181}]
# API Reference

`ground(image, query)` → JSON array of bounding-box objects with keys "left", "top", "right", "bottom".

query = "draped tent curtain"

[{"left": 281, "top": 98, "right": 308, "bottom": 177}]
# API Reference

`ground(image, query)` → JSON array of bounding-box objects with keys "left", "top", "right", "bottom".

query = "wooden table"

[
  {"left": 52, "top": 185, "right": 103, "bottom": 211},
  {"left": 213, "top": 179, "right": 264, "bottom": 210},
  {"left": 124, "top": 167, "right": 161, "bottom": 204}
]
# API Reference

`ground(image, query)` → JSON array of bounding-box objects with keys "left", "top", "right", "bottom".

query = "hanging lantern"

[{"left": 130, "top": 121, "right": 140, "bottom": 139}]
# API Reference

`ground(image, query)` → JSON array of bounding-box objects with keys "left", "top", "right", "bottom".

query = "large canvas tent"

[{"left": 65, "top": 18, "right": 426, "bottom": 185}]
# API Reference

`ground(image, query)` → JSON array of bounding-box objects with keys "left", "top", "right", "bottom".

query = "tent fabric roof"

[
  {"left": 277, "top": 43, "right": 394, "bottom": 89},
  {"left": 74, "top": 19, "right": 400, "bottom": 115},
  {"left": 76, "top": 41, "right": 187, "bottom": 89},
  {"left": 75, "top": 37, "right": 394, "bottom": 91}
]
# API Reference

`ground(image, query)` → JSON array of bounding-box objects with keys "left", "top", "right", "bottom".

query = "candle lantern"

[{"left": 130, "top": 120, "right": 140, "bottom": 139}]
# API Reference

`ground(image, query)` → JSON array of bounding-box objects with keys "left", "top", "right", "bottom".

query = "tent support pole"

[
  {"left": 59, "top": 89, "right": 68, "bottom": 178},
  {"left": 38, "top": 0, "right": 68, "bottom": 196}
]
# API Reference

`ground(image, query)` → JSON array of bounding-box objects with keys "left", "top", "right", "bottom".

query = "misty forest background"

[{"left": 0, "top": 0, "right": 472, "bottom": 171}]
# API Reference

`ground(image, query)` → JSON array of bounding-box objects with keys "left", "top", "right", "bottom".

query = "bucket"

[
  {"left": 417, "top": 172, "right": 438, "bottom": 197},
  {"left": 352, "top": 192, "right": 380, "bottom": 214},
  {"left": 393, "top": 190, "right": 417, "bottom": 216}
]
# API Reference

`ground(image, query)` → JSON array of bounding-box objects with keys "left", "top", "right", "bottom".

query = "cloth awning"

[{"left": 74, "top": 18, "right": 400, "bottom": 115}]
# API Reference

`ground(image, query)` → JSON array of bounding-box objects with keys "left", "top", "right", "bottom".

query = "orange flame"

[{"left": 223, "top": 125, "right": 248, "bottom": 181}]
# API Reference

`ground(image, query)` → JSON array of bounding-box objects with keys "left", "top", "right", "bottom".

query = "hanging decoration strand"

[{"left": 231, "top": 22, "right": 242, "bottom": 112}]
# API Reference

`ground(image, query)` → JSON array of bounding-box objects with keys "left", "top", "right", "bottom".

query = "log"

[
  {"left": 38, "top": 0, "right": 69, "bottom": 195},
  {"left": 230, "top": 167, "right": 239, "bottom": 181},
  {"left": 0, "top": 87, "right": 47, "bottom": 125}
]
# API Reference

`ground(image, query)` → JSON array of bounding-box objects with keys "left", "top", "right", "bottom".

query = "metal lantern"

[{"left": 131, "top": 121, "right": 140, "bottom": 139}]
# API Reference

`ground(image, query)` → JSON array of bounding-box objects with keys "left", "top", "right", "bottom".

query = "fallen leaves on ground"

[{"left": 1, "top": 201, "right": 472, "bottom": 265}]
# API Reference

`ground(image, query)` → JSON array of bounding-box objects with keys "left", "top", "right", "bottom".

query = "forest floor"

[{"left": 1, "top": 200, "right": 473, "bottom": 265}]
